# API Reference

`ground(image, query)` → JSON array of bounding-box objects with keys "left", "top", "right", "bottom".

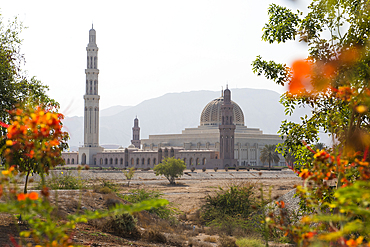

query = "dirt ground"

[{"left": 0, "top": 172, "right": 301, "bottom": 246}]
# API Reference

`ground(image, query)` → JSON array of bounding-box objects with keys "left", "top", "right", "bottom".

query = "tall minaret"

[
  {"left": 219, "top": 85, "right": 237, "bottom": 167},
  {"left": 131, "top": 117, "right": 141, "bottom": 148},
  {"left": 79, "top": 25, "right": 103, "bottom": 165},
  {"left": 84, "top": 25, "right": 100, "bottom": 147}
]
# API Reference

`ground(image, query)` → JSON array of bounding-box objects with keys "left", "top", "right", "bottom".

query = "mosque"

[{"left": 61, "top": 27, "right": 286, "bottom": 169}]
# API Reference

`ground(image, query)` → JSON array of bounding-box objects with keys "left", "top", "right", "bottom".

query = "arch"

[
  {"left": 203, "top": 157, "right": 206, "bottom": 165},
  {"left": 147, "top": 158, "right": 151, "bottom": 165},
  {"left": 81, "top": 153, "right": 86, "bottom": 165},
  {"left": 105, "top": 158, "right": 108, "bottom": 165},
  {"left": 189, "top": 158, "right": 193, "bottom": 166},
  {"left": 67, "top": 158, "right": 70, "bottom": 164},
  {"left": 131, "top": 158, "right": 134, "bottom": 165},
  {"left": 136, "top": 158, "right": 139, "bottom": 165},
  {"left": 110, "top": 158, "right": 113, "bottom": 165},
  {"left": 196, "top": 158, "right": 199, "bottom": 166},
  {"left": 115, "top": 158, "right": 118, "bottom": 165},
  {"left": 71, "top": 158, "right": 75, "bottom": 164},
  {"left": 153, "top": 158, "right": 157, "bottom": 165},
  {"left": 120, "top": 158, "right": 123, "bottom": 165},
  {"left": 100, "top": 158, "right": 103, "bottom": 165},
  {"left": 142, "top": 158, "right": 145, "bottom": 165},
  {"left": 183, "top": 158, "right": 187, "bottom": 165}
]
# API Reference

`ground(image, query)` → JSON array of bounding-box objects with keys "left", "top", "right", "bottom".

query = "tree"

[
  {"left": 0, "top": 14, "right": 67, "bottom": 192},
  {"left": 153, "top": 157, "right": 186, "bottom": 185},
  {"left": 260, "top": 144, "right": 280, "bottom": 168},
  {"left": 252, "top": 0, "right": 370, "bottom": 245},
  {"left": 122, "top": 167, "right": 135, "bottom": 187},
  {"left": 252, "top": 1, "right": 370, "bottom": 168}
]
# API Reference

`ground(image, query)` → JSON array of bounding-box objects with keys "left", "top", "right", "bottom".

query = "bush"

[
  {"left": 214, "top": 167, "right": 218, "bottom": 172},
  {"left": 105, "top": 213, "right": 141, "bottom": 239},
  {"left": 218, "top": 236, "right": 238, "bottom": 247},
  {"left": 122, "top": 188, "right": 176, "bottom": 222},
  {"left": 200, "top": 182, "right": 260, "bottom": 236},
  {"left": 94, "top": 178, "right": 118, "bottom": 193},
  {"left": 191, "top": 167, "right": 195, "bottom": 172},
  {"left": 235, "top": 238, "right": 264, "bottom": 247},
  {"left": 202, "top": 167, "right": 206, "bottom": 172},
  {"left": 36, "top": 171, "right": 87, "bottom": 190}
]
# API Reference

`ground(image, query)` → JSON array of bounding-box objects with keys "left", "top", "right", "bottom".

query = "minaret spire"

[
  {"left": 79, "top": 26, "right": 103, "bottom": 165},
  {"left": 132, "top": 117, "right": 141, "bottom": 149}
]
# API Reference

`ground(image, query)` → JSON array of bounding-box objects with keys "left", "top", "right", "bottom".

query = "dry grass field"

[{"left": 0, "top": 169, "right": 301, "bottom": 246}]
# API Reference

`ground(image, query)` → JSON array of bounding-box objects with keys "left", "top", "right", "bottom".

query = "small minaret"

[
  {"left": 131, "top": 116, "right": 141, "bottom": 149},
  {"left": 219, "top": 85, "right": 236, "bottom": 167},
  {"left": 79, "top": 25, "right": 103, "bottom": 165}
]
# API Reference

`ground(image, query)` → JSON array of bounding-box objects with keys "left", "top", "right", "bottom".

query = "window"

[
  {"left": 115, "top": 158, "right": 118, "bottom": 165},
  {"left": 105, "top": 158, "right": 108, "bottom": 165},
  {"left": 203, "top": 158, "right": 206, "bottom": 165},
  {"left": 142, "top": 158, "right": 145, "bottom": 165},
  {"left": 136, "top": 158, "right": 139, "bottom": 165},
  {"left": 71, "top": 158, "right": 74, "bottom": 164},
  {"left": 110, "top": 158, "right": 113, "bottom": 165},
  {"left": 120, "top": 158, "right": 124, "bottom": 165},
  {"left": 196, "top": 158, "right": 199, "bottom": 165},
  {"left": 67, "top": 158, "right": 70, "bottom": 164},
  {"left": 147, "top": 158, "right": 151, "bottom": 165},
  {"left": 100, "top": 158, "right": 103, "bottom": 165},
  {"left": 153, "top": 158, "right": 156, "bottom": 165},
  {"left": 131, "top": 158, "right": 134, "bottom": 165}
]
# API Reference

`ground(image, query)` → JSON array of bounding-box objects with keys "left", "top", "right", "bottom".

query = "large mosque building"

[{"left": 61, "top": 27, "right": 285, "bottom": 169}]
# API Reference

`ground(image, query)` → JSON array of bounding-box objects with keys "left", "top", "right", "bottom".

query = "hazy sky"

[{"left": 1, "top": 0, "right": 309, "bottom": 117}]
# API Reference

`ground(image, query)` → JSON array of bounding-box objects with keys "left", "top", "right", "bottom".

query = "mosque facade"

[{"left": 61, "top": 27, "right": 286, "bottom": 169}]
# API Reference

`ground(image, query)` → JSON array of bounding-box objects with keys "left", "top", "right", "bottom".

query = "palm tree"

[{"left": 260, "top": 144, "right": 280, "bottom": 169}]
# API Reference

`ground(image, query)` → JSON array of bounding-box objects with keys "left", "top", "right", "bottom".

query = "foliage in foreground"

[
  {"left": 253, "top": 0, "right": 370, "bottom": 246},
  {"left": 0, "top": 105, "right": 167, "bottom": 246},
  {"left": 153, "top": 157, "right": 186, "bottom": 185}
]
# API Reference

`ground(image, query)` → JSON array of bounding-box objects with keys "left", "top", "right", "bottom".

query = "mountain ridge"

[{"left": 62, "top": 88, "right": 311, "bottom": 150}]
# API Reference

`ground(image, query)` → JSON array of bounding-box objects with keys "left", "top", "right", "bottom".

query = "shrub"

[
  {"left": 202, "top": 167, "right": 206, "bottom": 172},
  {"left": 235, "top": 238, "right": 264, "bottom": 247},
  {"left": 214, "top": 167, "right": 218, "bottom": 172},
  {"left": 36, "top": 171, "right": 87, "bottom": 190},
  {"left": 94, "top": 178, "right": 118, "bottom": 193},
  {"left": 191, "top": 167, "right": 195, "bottom": 172},
  {"left": 218, "top": 235, "right": 238, "bottom": 247},
  {"left": 122, "top": 188, "right": 177, "bottom": 222},
  {"left": 225, "top": 167, "right": 229, "bottom": 171},
  {"left": 200, "top": 182, "right": 260, "bottom": 236},
  {"left": 105, "top": 213, "right": 141, "bottom": 239}
]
